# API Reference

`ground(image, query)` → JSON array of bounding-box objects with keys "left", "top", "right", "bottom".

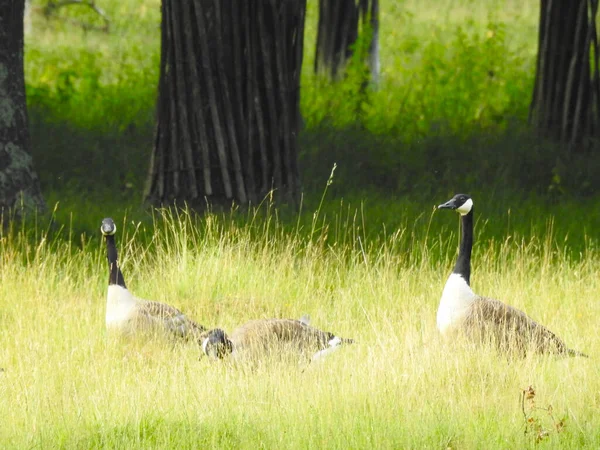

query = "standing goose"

[
  {"left": 437, "top": 194, "right": 587, "bottom": 357},
  {"left": 201, "top": 317, "right": 353, "bottom": 361},
  {"left": 101, "top": 217, "right": 207, "bottom": 340}
]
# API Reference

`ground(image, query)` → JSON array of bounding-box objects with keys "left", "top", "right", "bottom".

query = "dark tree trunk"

[
  {"left": 0, "top": 0, "right": 46, "bottom": 217},
  {"left": 145, "top": 0, "right": 306, "bottom": 209},
  {"left": 314, "top": 0, "right": 379, "bottom": 82},
  {"left": 530, "top": 0, "right": 600, "bottom": 151}
]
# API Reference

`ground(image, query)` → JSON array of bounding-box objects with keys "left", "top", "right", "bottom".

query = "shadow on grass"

[{"left": 25, "top": 112, "right": 600, "bottom": 252}]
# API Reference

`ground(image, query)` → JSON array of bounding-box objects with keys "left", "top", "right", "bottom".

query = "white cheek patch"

[{"left": 456, "top": 198, "right": 473, "bottom": 215}]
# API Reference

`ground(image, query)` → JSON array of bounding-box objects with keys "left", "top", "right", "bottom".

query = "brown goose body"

[
  {"left": 231, "top": 319, "right": 341, "bottom": 353},
  {"left": 462, "top": 296, "right": 585, "bottom": 356},
  {"left": 202, "top": 318, "right": 353, "bottom": 360}
]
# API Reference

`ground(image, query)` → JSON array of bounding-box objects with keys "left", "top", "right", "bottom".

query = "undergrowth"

[{"left": 23, "top": 0, "right": 600, "bottom": 202}]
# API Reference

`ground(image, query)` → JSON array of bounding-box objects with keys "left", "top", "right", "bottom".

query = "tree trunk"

[
  {"left": 314, "top": 0, "right": 379, "bottom": 82},
  {"left": 145, "top": 0, "right": 306, "bottom": 209},
  {"left": 530, "top": 0, "right": 600, "bottom": 151},
  {"left": 0, "top": 0, "right": 46, "bottom": 217}
]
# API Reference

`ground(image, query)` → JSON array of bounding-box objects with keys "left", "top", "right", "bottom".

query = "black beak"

[{"left": 437, "top": 199, "right": 457, "bottom": 210}]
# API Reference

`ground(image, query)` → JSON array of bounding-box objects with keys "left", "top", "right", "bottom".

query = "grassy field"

[
  {"left": 5, "top": 0, "right": 600, "bottom": 448},
  {"left": 0, "top": 206, "right": 598, "bottom": 448}
]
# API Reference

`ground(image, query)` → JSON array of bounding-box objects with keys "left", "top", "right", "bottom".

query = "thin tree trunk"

[
  {"left": 367, "top": 0, "right": 379, "bottom": 85},
  {"left": 530, "top": 0, "right": 600, "bottom": 151},
  {"left": 0, "top": 0, "right": 46, "bottom": 217},
  {"left": 314, "top": 0, "right": 379, "bottom": 83},
  {"left": 145, "top": 0, "right": 306, "bottom": 209}
]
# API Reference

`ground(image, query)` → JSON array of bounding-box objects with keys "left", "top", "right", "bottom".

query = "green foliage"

[
  {"left": 23, "top": 0, "right": 559, "bottom": 202},
  {"left": 26, "top": 46, "right": 158, "bottom": 132},
  {"left": 19, "top": 0, "right": 600, "bottom": 232},
  {"left": 302, "top": 16, "right": 533, "bottom": 136},
  {"left": 25, "top": 0, "right": 160, "bottom": 132},
  {"left": 22, "top": 0, "right": 600, "bottom": 199}
]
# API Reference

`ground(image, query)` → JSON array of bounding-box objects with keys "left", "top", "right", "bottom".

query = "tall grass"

[{"left": 0, "top": 204, "right": 598, "bottom": 448}]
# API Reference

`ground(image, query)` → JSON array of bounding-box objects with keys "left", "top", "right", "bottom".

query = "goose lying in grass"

[
  {"left": 437, "top": 194, "right": 587, "bottom": 357},
  {"left": 201, "top": 316, "right": 354, "bottom": 361},
  {"left": 101, "top": 217, "right": 207, "bottom": 340}
]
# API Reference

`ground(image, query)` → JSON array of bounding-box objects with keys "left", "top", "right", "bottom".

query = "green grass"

[{"left": 0, "top": 206, "right": 598, "bottom": 448}]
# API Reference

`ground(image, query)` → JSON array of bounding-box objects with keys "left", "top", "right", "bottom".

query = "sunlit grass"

[{"left": 0, "top": 203, "right": 598, "bottom": 448}]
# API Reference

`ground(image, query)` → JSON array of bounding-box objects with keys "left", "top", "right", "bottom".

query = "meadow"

[
  {"left": 1, "top": 0, "right": 599, "bottom": 448},
  {"left": 0, "top": 206, "right": 598, "bottom": 448}
]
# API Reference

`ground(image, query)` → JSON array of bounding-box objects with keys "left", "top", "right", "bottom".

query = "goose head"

[
  {"left": 202, "top": 328, "right": 234, "bottom": 359},
  {"left": 100, "top": 218, "right": 117, "bottom": 236},
  {"left": 438, "top": 194, "right": 473, "bottom": 216}
]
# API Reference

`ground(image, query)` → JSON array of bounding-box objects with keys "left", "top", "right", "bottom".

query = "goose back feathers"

[
  {"left": 202, "top": 318, "right": 353, "bottom": 361},
  {"left": 465, "top": 295, "right": 586, "bottom": 356}
]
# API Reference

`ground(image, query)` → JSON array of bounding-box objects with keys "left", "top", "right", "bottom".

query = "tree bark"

[
  {"left": 314, "top": 0, "right": 379, "bottom": 82},
  {"left": 145, "top": 0, "right": 306, "bottom": 209},
  {"left": 0, "top": 0, "right": 46, "bottom": 217},
  {"left": 530, "top": 0, "right": 600, "bottom": 151}
]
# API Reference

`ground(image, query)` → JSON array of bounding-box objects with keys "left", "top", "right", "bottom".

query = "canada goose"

[
  {"left": 101, "top": 217, "right": 207, "bottom": 340},
  {"left": 437, "top": 194, "right": 587, "bottom": 357},
  {"left": 201, "top": 316, "right": 353, "bottom": 361}
]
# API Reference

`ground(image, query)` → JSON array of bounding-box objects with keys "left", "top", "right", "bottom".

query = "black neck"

[
  {"left": 105, "top": 235, "right": 126, "bottom": 288},
  {"left": 452, "top": 209, "right": 473, "bottom": 285}
]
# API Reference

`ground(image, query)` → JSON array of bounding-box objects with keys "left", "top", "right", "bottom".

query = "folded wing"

[
  {"left": 465, "top": 296, "right": 584, "bottom": 356},
  {"left": 136, "top": 300, "right": 207, "bottom": 340}
]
